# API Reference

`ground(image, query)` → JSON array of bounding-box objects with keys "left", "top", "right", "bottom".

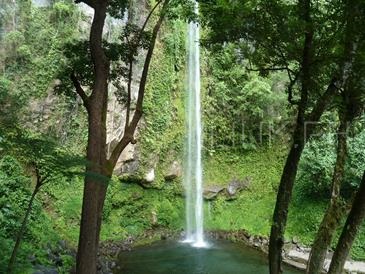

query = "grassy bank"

[
  {"left": 2, "top": 145, "right": 364, "bottom": 273},
  {"left": 43, "top": 145, "right": 365, "bottom": 262}
]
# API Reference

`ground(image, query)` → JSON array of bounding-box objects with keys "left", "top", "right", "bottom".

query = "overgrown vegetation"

[{"left": 1, "top": 0, "right": 365, "bottom": 273}]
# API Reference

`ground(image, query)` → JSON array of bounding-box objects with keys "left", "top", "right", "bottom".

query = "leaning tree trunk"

[
  {"left": 269, "top": 1, "right": 312, "bottom": 273},
  {"left": 306, "top": 0, "right": 360, "bottom": 271},
  {"left": 269, "top": 123, "right": 305, "bottom": 274},
  {"left": 269, "top": 77, "right": 333, "bottom": 274},
  {"left": 7, "top": 183, "right": 41, "bottom": 274},
  {"left": 327, "top": 171, "right": 365, "bottom": 274},
  {"left": 268, "top": 75, "right": 337, "bottom": 274},
  {"left": 306, "top": 113, "right": 348, "bottom": 274}
]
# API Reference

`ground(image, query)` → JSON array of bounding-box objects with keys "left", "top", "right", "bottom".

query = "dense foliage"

[
  {"left": 203, "top": 43, "right": 291, "bottom": 150},
  {"left": 296, "top": 126, "right": 365, "bottom": 199},
  {"left": 0, "top": 0, "right": 365, "bottom": 273}
]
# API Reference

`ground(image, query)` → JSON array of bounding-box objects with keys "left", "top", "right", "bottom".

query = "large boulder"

[
  {"left": 287, "top": 249, "right": 309, "bottom": 264},
  {"left": 111, "top": 140, "right": 139, "bottom": 176},
  {"left": 119, "top": 160, "right": 139, "bottom": 175},
  {"left": 164, "top": 161, "right": 182, "bottom": 180},
  {"left": 226, "top": 177, "right": 251, "bottom": 199},
  {"left": 203, "top": 185, "right": 225, "bottom": 200}
]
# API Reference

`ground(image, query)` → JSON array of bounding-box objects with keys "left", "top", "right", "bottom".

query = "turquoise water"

[{"left": 115, "top": 240, "right": 303, "bottom": 274}]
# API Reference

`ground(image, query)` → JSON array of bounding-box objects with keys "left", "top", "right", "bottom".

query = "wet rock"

[
  {"left": 97, "top": 259, "right": 115, "bottom": 274},
  {"left": 249, "top": 235, "right": 255, "bottom": 244},
  {"left": 203, "top": 185, "right": 225, "bottom": 200},
  {"left": 118, "top": 160, "right": 139, "bottom": 175},
  {"left": 283, "top": 258, "right": 307, "bottom": 271},
  {"left": 226, "top": 177, "right": 251, "bottom": 198},
  {"left": 342, "top": 261, "right": 365, "bottom": 274},
  {"left": 164, "top": 161, "right": 182, "bottom": 180},
  {"left": 285, "top": 247, "right": 365, "bottom": 274},
  {"left": 287, "top": 249, "right": 309, "bottom": 264},
  {"left": 119, "top": 143, "right": 136, "bottom": 163},
  {"left": 292, "top": 236, "right": 299, "bottom": 244},
  {"left": 151, "top": 210, "right": 158, "bottom": 226},
  {"left": 144, "top": 168, "right": 155, "bottom": 183}
]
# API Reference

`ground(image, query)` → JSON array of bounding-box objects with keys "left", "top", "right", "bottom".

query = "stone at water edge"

[
  {"left": 287, "top": 249, "right": 309, "bottom": 264},
  {"left": 287, "top": 247, "right": 365, "bottom": 274}
]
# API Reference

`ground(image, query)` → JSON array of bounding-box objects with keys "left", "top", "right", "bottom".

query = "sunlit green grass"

[{"left": 43, "top": 145, "right": 365, "bottom": 260}]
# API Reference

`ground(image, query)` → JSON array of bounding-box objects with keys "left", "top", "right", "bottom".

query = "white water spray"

[{"left": 183, "top": 1, "right": 207, "bottom": 248}]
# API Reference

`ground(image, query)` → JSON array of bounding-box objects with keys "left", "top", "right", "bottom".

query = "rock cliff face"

[
  {"left": 105, "top": 3, "right": 186, "bottom": 182},
  {"left": 105, "top": 1, "right": 149, "bottom": 176},
  {"left": 18, "top": 1, "right": 185, "bottom": 183},
  {"left": 27, "top": 1, "right": 150, "bottom": 176}
]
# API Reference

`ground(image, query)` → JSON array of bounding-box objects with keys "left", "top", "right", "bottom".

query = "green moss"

[
  {"left": 137, "top": 19, "right": 187, "bottom": 187},
  {"left": 203, "top": 145, "right": 287, "bottom": 188},
  {"left": 32, "top": 143, "right": 365, "bottom": 266},
  {"left": 203, "top": 145, "right": 365, "bottom": 261},
  {"left": 203, "top": 145, "right": 287, "bottom": 235}
]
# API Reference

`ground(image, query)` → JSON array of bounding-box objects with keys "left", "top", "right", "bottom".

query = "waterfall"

[{"left": 183, "top": 1, "right": 207, "bottom": 248}]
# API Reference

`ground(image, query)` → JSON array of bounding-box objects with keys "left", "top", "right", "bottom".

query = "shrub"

[{"left": 295, "top": 128, "right": 365, "bottom": 200}]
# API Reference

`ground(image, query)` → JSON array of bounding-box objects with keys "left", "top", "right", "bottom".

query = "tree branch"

[
  {"left": 246, "top": 64, "right": 301, "bottom": 105},
  {"left": 287, "top": 70, "right": 300, "bottom": 105},
  {"left": 75, "top": 0, "right": 95, "bottom": 9},
  {"left": 34, "top": 163, "right": 42, "bottom": 188},
  {"left": 71, "top": 72, "right": 89, "bottom": 109},
  {"left": 127, "top": 0, "right": 170, "bottom": 132},
  {"left": 108, "top": 0, "right": 170, "bottom": 169},
  {"left": 305, "top": 76, "right": 338, "bottom": 136},
  {"left": 125, "top": 58, "right": 133, "bottom": 132},
  {"left": 138, "top": 0, "right": 163, "bottom": 42},
  {"left": 32, "top": 162, "right": 49, "bottom": 188},
  {"left": 124, "top": 0, "right": 163, "bottom": 132}
]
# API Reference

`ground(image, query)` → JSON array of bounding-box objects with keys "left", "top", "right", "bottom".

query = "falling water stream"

[
  {"left": 183, "top": 1, "right": 206, "bottom": 248},
  {"left": 114, "top": 3, "right": 301, "bottom": 274}
]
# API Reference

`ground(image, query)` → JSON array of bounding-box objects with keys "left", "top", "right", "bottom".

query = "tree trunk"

[
  {"left": 269, "top": 126, "right": 305, "bottom": 274},
  {"left": 306, "top": 0, "right": 361, "bottom": 270},
  {"left": 268, "top": 77, "right": 338, "bottom": 274},
  {"left": 76, "top": 1, "right": 109, "bottom": 272},
  {"left": 7, "top": 184, "right": 40, "bottom": 274},
  {"left": 327, "top": 171, "right": 365, "bottom": 274},
  {"left": 76, "top": 108, "right": 109, "bottom": 274},
  {"left": 74, "top": 1, "right": 168, "bottom": 273},
  {"left": 269, "top": 1, "right": 312, "bottom": 273},
  {"left": 306, "top": 114, "right": 348, "bottom": 274},
  {"left": 95, "top": 181, "right": 109, "bottom": 248}
]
